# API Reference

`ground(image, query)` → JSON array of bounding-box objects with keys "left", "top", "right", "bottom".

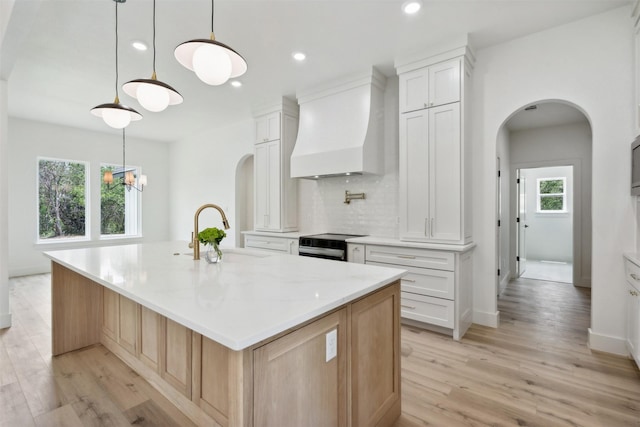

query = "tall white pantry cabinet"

[
  {"left": 253, "top": 98, "right": 299, "bottom": 232},
  {"left": 390, "top": 43, "right": 475, "bottom": 340},
  {"left": 396, "top": 50, "right": 474, "bottom": 245}
]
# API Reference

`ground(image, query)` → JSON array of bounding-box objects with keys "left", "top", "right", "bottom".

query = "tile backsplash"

[{"left": 297, "top": 171, "right": 399, "bottom": 238}]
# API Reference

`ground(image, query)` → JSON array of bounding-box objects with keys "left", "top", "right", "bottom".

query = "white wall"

[
  {"left": 509, "top": 121, "right": 592, "bottom": 286},
  {"left": 297, "top": 76, "right": 400, "bottom": 237},
  {"left": 472, "top": 6, "right": 633, "bottom": 354},
  {"left": 7, "top": 118, "right": 171, "bottom": 276},
  {"left": 496, "top": 126, "right": 511, "bottom": 294},
  {"left": 0, "top": 80, "right": 10, "bottom": 328},
  {"left": 168, "top": 119, "right": 254, "bottom": 249},
  {"left": 520, "top": 166, "right": 573, "bottom": 263}
]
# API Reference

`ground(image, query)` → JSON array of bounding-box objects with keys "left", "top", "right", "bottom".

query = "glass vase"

[{"left": 204, "top": 242, "right": 222, "bottom": 264}]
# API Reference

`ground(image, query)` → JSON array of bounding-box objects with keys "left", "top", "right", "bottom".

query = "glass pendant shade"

[
  {"left": 138, "top": 83, "right": 170, "bottom": 112},
  {"left": 175, "top": 38, "right": 247, "bottom": 86},
  {"left": 123, "top": 78, "right": 182, "bottom": 112},
  {"left": 193, "top": 43, "right": 232, "bottom": 85},
  {"left": 103, "top": 170, "right": 114, "bottom": 185},
  {"left": 91, "top": 99, "right": 142, "bottom": 129},
  {"left": 138, "top": 174, "right": 148, "bottom": 187},
  {"left": 92, "top": 1, "right": 143, "bottom": 128},
  {"left": 125, "top": 171, "right": 135, "bottom": 186}
]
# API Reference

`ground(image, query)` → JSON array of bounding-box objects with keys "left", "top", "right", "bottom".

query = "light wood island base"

[{"left": 51, "top": 262, "right": 401, "bottom": 427}]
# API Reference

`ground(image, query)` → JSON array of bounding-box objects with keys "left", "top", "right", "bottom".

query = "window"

[
  {"left": 38, "top": 158, "right": 88, "bottom": 241},
  {"left": 100, "top": 164, "right": 141, "bottom": 237},
  {"left": 537, "top": 177, "right": 567, "bottom": 213}
]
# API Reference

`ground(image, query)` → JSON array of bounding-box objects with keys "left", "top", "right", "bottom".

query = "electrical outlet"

[{"left": 326, "top": 329, "right": 337, "bottom": 362}]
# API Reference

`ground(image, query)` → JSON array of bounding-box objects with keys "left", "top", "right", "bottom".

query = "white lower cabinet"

[
  {"left": 364, "top": 244, "right": 473, "bottom": 340},
  {"left": 347, "top": 243, "right": 365, "bottom": 264},
  {"left": 244, "top": 233, "right": 299, "bottom": 255},
  {"left": 624, "top": 257, "right": 640, "bottom": 367}
]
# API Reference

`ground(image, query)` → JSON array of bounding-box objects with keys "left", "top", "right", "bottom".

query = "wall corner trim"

[
  {"left": 0, "top": 312, "right": 12, "bottom": 329},
  {"left": 473, "top": 310, "right": 500, "bottom": 328},
  {"left": 588, "top": 328, "right": 628, "bottom": 356}
]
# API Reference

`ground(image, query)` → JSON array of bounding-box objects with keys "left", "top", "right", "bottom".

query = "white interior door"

[{"left": 517, "top": 170, "right": 527, "bottom": 276}]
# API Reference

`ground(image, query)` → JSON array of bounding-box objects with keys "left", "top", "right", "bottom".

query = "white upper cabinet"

[
  {"left": 253, "top": 98, "right": 299, "bottom": 232},
  {"left": 255, "top": 112, "right": 281, "bottom": 144},
  {"left": 399, "top": 58, "right": 461, "bottom": 113},
  {"left": 399, "top": 104, "right": 461, "bottom": 242},
  {"left": 396, "top": 42, "right": 474, "bottom": 244}
]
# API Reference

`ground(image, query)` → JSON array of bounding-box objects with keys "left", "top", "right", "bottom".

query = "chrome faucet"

[{"left": 192, "top": 203, "right": 230, "bottom": 260}]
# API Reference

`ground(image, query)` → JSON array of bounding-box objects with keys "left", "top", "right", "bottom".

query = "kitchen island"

[{"left": 45, "top": 241, "right": 404, "bottom": 427}]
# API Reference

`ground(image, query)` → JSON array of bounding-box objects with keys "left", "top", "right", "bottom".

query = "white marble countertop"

[
  {"left": 345, "top": 236, "right": 476, "bottom": 252},
  {"left": 44, "top": 241, "right": 405, "bottom": 351}
]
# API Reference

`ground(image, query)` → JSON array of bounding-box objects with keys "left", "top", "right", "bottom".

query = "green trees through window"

[
  {"left": 38, "top": 159, "right": 87, "bottom": 239},
  {"left": 100, "top": 165, "right": 125, "bottom": 235},
  {"left": 537, "top": 177, "right": 566, "bottom": 212},
  {"left": 38, "top": 158, "right": 140, "bottom": 242}
]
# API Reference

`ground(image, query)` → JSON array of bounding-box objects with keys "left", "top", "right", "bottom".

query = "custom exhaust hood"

[{"left": 290, "top": 68, "right": 386, "bottom": 179}]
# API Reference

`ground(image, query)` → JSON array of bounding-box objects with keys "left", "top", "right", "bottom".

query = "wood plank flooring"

[{"left": 1, "top": 274, "right": 639, "bottom": 426}]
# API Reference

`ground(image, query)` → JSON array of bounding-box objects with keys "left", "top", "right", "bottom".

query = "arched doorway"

[
  {"left": 234, "top": 154, "right": 254, "bottom": 248},
  {"left": 496, "top": 100, "right": 592, "bottom": 308}
]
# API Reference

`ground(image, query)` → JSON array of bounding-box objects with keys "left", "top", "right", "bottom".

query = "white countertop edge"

[
  {"left": 345, "top": 236, "right": 476, "bottom": 252},
  {"left": 45, "top": 251, "right": 406, "bottom": 351}
]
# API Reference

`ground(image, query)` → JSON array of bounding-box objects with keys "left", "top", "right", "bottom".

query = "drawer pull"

[
  {"left": 401, "top": 304, "right": 416, "bottom": 310},
  {"left": 631, "top": 273, "right": 640, "bottom": 281},
  {"left": 401, "top": 278, "right": 416, "bottom": 283},
  {"left": 397, "top": 255, "right": 416, "bottom": 260}
]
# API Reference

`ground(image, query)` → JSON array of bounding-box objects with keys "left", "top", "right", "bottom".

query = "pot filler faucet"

[{"left": 192, "top": 203, "right": 230, "bottom": 260}]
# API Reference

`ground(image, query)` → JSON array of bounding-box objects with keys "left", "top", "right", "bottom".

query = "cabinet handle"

[
  {"left": 402, "top": 278, "right": 416, "bottom": 283},
  {"left": 424, "top": 218, "right": 428, "bottom": 237},
  {"left": 401, "top": 304, "right": 416, "bottom": 310},
  {"left": 430, "top": 218, "right": 434, "bottom": 238},
  {"left": 397, "top": 255, "right": 416, "bottom": 259},
  {"left": 631, "top": 273, "right": 640, "bottom": 281},
  {"left": 353, "top": 247, "right": 360, "bottom": 252}
]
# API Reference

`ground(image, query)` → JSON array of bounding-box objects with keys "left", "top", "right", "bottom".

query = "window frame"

[
  {"left": 536, "top": 176, "right": 567, "bottom": 214},
  {"left": 36, "top": 156, "right": 90, "bottom": 244},
  {"left": 99, "top": 162, "right": 143, "bottom": 240}
]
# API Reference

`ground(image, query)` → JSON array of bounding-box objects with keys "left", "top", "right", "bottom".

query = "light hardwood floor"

[{"left": 1, "top": 274, "right": 639, "bottom": 426}]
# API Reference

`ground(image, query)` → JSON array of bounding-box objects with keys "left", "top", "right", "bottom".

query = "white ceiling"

[{"left": 2, "top": 0, "right": 630, "bottom": 142}]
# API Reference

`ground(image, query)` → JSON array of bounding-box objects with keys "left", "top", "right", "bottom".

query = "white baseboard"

[
  {"left": 499, "top": 270, "right": 511, "bottom": 295},
  {"left": 9, "top": 265, "right": 51, "bottom": 278},
  {"left": 588, "top": 328, "right": 627, "bottom": 356},
  {"left": 473, "top": 310, "right": 499, "bottom": 328},
  {"left": 0, "top": 312, "right": 12, "bottom": 329}
]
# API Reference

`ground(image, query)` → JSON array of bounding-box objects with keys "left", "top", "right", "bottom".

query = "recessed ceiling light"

[
  {"left": 230, "top": 81, "right": 242, "bottom": 88},
  {"left": 402, "top": 1, "right": 422, "bottom": 15},
  {"left": 131, "top": 40, "right": 148, "bottom": 51},
  {"left": 292, "top": 52, "right": 306, "bottom": 61}
]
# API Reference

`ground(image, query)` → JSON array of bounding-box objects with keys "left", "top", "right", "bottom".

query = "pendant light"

[
  {"left": 174, "top": 0, "right": 247, "bottom": 86},
  {"left": 91, "top": 0, "right": 142, "bottom": 129},
  {"left": 103, "top": 129, "right": 147, "bottom": 192},
  {"left": 123, "top": 0, "right": 183, "bottom": 112}
]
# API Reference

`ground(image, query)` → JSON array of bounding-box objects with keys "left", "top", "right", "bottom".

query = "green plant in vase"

[{"left": 198, "top": 227, "right": 226, "bottom": 263}]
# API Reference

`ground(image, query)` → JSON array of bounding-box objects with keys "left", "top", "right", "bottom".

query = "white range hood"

[{"left": 290, "top": 68, "right": 386, "bottom": 179}]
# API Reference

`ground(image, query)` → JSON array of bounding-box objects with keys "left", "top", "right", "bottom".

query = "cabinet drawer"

[
  {"left": 400, "top": 292, "right": 454, "bottom": 329},
  {"left": 366, "top": 245, "right": 454, "bottom": 271},
  {"left": 245, "top": 236, "right": 289, "bottom": 253},
  {"left": 625, "top": 258, "right": 640, "bottom": 292},
  {"left": 369, "top": 262, "right": 454, "bottom": 300}
]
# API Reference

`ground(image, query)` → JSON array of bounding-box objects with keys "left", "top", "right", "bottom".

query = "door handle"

[{"left": 524, "top": 224, "right": 529, "bottom": 228}]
